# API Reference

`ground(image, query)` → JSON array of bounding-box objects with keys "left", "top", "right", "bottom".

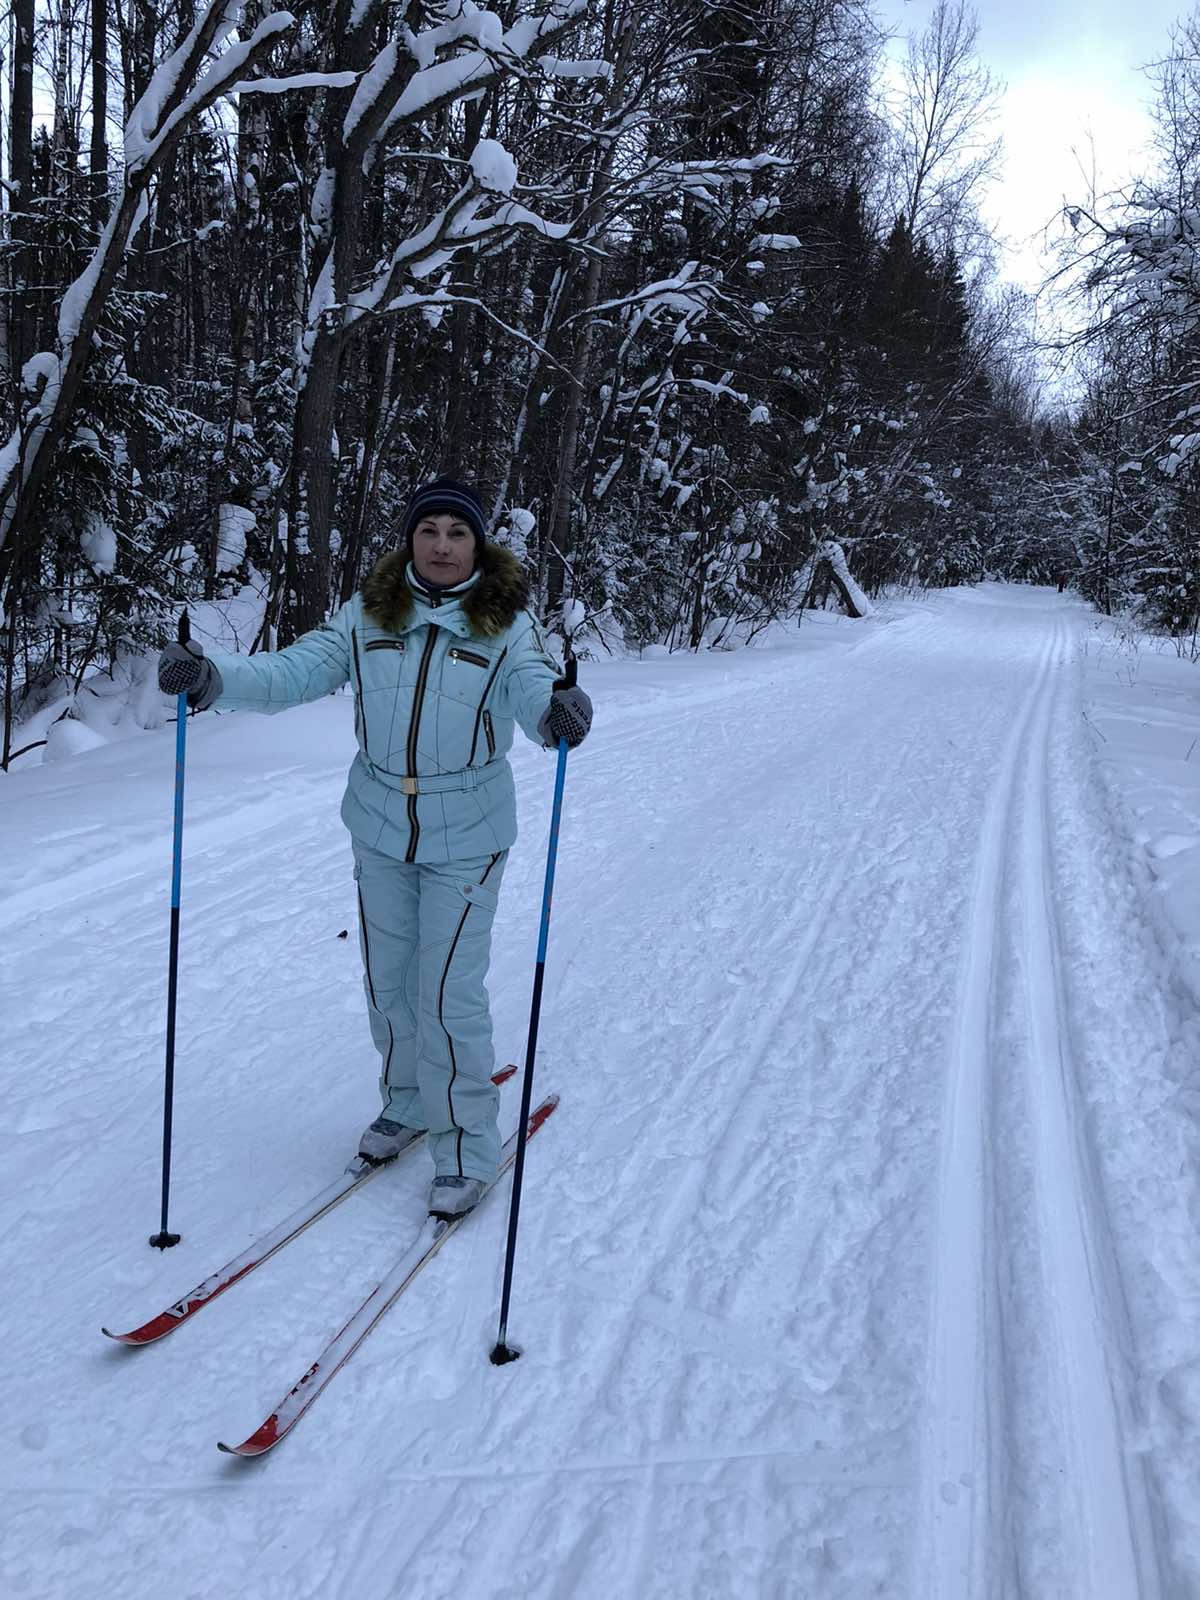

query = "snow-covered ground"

[{"left": 2, "top": 584, "right": 1198, "bottom": 1598}]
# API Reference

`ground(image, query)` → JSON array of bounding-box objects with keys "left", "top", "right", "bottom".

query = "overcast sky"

[{"left": 873, "top": 0, "right": 1190, "bottom": 290}]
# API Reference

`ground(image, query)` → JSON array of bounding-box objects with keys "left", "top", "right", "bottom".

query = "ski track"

[
  {"left": 917, "top": 612, "right": 1168, "bottom": 1598},
  {"left": 0, "top": 588, "right": 1189, "bottom": 1597}
]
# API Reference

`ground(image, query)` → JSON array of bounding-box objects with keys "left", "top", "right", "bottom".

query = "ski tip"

[
  {"left": 527, "top": 1094, "right": 560, "bottom": 1135},
  {"left": 217, "top": 1416, "right": 280, "bottom": 1458},
  {"left": 101, "top": 1317, "right": 171, "bottom": 1346},
  {"left": 217, "top": 1437, "right": 264, "bottom": 1458},
  {"left": 100, "top": 1325, "right": 146, "bottom": 1346},
  {"left": 494, "top": 1063, "right": 518, "bottom": 1085}
]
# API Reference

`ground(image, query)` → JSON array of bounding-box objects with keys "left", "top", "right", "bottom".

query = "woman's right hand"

[{"left": 158, "top": 640, "right": 222, "bottom": 710}]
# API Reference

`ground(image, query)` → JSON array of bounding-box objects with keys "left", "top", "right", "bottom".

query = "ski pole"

[
  {"left": 150, "top": 609, "right": 191, "bottom": 1250},
  {"left": 490, "top": 656, "right": 576, "bottom": 1364}
]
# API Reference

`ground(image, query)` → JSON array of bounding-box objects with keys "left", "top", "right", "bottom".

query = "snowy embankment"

[
  {"left": 1081, "top": 618, "right": 1200, "bottom": 1008},
  {"left": 1, "top": 586, "right": 1197, "bottom": 1598}
]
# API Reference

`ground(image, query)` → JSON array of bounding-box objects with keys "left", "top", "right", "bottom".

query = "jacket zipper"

[
  {"left": 468, "top": 647, "right": 507, "bottom": 765},
  {"left": 364, "top": 638, "right": 405, "bottom": 652},
  {"left": 404, "top": 626, "right": 439, "bottom": 862},
  {"left": 483, "top": 710, "right": 495, "bottom": 760},
  {"left": 350, "top": 628, "right": 367, "bottom": 757},
  {"left": 448, "top": 646, "right": 489, "bottom": 668}
]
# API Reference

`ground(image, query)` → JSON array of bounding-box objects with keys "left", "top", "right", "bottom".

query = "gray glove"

[
  {"left": 158, "top": 640, "right": 222, "bottom": 710},
  {"left": 537, "top": 683, "right": 592, "bottom": 749}
]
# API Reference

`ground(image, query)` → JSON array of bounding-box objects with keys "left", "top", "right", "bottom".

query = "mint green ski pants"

[{"left": 352, "top": 839, "right": 508, "bottom": 1182}]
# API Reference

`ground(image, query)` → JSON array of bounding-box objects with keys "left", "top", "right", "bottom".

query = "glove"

[
  {"left": 158, "top": 640, "right": 222, "bottom": 710},
  {"left": 537, "top": 682, "right": 592, "bottom": 749}
]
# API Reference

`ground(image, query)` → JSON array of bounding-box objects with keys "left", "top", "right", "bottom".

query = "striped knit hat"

[{"left": 401, "top": 477, "right": 487, "bottom": 555}]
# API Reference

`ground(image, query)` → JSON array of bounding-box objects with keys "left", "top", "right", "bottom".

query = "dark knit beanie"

[{"left": 402, "top": 478, "right": 487, "bottom": 555}]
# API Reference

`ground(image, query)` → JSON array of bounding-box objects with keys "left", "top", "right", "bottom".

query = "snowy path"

[
  {"left": 1, "top": 586, "right": 1194, "bottom": 1598},
  {"left": 920, "top": 614, "right": 1162, "bottom": 1596}
]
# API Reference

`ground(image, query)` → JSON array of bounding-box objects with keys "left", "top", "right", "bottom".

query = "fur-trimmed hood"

[{"left": 361, "top": 542, "right": 530, "bottom": 638}]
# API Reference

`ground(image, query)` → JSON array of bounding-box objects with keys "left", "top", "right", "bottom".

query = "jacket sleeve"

[
  {"left": 497, "top": 611, "right": 562, "bottom": 747},
  {"left": 207, "top": 602, "right": 353, "bottom": 714}
]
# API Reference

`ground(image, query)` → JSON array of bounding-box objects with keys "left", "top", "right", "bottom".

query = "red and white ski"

[
  {"left": 217, "top": 1093, "right": 558, "bottom": 1458},
  {"left": 102, "top": 1065, "right": 518, "bottom": 1347}
]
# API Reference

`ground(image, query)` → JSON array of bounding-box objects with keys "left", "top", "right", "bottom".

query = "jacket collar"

[
  {"left": 405, "top": 562, "right": 481, "bottom": 610},
  {"left": 361, "top": 541, "right": 531, "bottom": 638}
]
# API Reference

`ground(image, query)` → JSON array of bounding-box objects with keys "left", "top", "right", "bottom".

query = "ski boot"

[
  {"left": 358, "top": 1118, "right": 423, "bottom": 1166},
  {"left": 428, "top": 1175, "right": 485, "bottom": 1220}
]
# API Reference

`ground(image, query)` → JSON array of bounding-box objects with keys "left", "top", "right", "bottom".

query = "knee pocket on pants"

[{"left": 456, "top": 878, "right": 500, "bottom": 915}]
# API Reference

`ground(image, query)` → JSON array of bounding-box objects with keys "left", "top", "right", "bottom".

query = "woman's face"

[{"left": 411, "top": 513, "right": 477, "bottom": 586}]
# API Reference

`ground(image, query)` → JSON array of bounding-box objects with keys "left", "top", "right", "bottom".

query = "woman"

[{"left": 158, "top": 478, "right": 592, "bottom": 1219}]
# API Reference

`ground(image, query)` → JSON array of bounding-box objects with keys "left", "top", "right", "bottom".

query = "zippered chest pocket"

[
  {"left": 439, "top": 643, "right": 497, "bottom": 709},
  {"left": 357, "top": 634, "right": 408, "bottom": 688}
]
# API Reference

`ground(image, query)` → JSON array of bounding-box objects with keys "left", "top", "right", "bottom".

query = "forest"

[{"left": 1, "top": 0, "right": 1198, "bottom": 769}]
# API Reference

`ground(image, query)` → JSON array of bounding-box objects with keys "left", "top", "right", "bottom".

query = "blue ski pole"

[
  {"left": 150, "top": 609, "right": 191, "bottom": 1250},
  {"left": 490, "top": 657, "right": 576, "bottom": 1364}
]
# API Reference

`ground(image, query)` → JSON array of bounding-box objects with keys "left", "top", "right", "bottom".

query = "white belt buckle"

[{"left": 400, "top": 776, "right": 419, "bottom": 796}]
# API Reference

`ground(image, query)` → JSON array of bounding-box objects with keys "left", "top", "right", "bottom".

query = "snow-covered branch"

[
  {"left": 341, "top": 142, "right": 570, "bottom": 334},
  {"left": 342, "top": 0, "right": 592, "bottom": 168},
  {"left": 0, "top": 1, "right": 298, "bottom": 568}
]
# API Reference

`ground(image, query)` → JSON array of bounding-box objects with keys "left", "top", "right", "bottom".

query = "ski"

[
  {"left": 217, "top": 1093, "right": 558, "bottom": 1458},
  {"left": 102, "top": 1065, "right": 518, "bottom": 1347}
]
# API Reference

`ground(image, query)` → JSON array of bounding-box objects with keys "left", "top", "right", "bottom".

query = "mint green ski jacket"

[{"left": 206, "top": 545, "right": 561, "bottom": 864}]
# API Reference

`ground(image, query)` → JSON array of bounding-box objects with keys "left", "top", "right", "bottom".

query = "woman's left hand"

[{"left": 537, "top": 684, "right": 592, "bottom": 749}]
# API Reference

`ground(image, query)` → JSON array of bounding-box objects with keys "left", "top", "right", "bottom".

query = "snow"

[
  {"left": 123, "top": 0, "right": 242, "bottom": 167},
  {"left": 342, "top": 43, "right": 399, "bottom": 145},
  {"left": 593, "top": 456, "right": 621, "bottom": 498},
  {"left": 42, "top": 715, "right": 110, "bottom": 761},
  {"left": 688, "top": 374, "right": 748, "bottom": 405},
  {"left": 132, "top": 12, "right": 296, "bottom": 172},
  {"left": 1081, "top": 616, "right": 1200, "bottom": 1017},
  {"left": 374, "top": 0, "right": 589, "bottom": 153},
  {"left": 1, "top": 586, "right": 1199, "bottom": 1594},
  {"left": 80, "top": 512, "right": 118, "bottom": 574},
  {"left": 468, "top": 138, "right": 518, "bottom": 195},
  {"left": 22, "top": 350, "right": 62, "bottom": 397},
  {"left": 216, "top": 503, "right": 256, "bottom": 572},
  {"left": 500, "top": 505, "right": 535, "bottom": 560},
  {"left": 348, "top": 185, "right": 568, "bottom": 319},
  {"left": 310, "top": 165, "right": 336, "bottom": 237},
  {"left": 807, "top": 539, "right": 872, "bottom": 617},
  {"left": 536, "top": 55, "right": 611, "bottom": 79},
  {"left": 227, "top": 71, "right": 358, "bottom": 98},
  {"left": 300, "top": 254, "right": 336, "bottom": 371}
]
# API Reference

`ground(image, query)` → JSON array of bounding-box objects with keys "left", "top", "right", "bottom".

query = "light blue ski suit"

[{"left": 206, "top": 546, "right": 561, "bottom": 1180}]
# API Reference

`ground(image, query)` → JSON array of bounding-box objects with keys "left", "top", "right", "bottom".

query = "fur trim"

[{"left": 361, "top": 542, "right": 531, "bottom": 638}]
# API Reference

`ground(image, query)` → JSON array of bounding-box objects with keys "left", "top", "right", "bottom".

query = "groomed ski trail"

[{"left": 918, "top": 611, "right": 1163, "bottom": 1597}]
